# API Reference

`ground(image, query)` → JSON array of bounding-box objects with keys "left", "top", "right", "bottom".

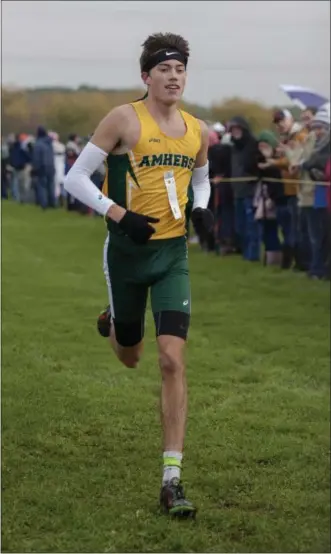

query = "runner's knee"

[
  {"left": 117, "top": 345, "right": 142, "bottom": 369},
  {"left": 159, "top": 349, "right": 183, "bottom": 376},
  {"left": 157, "top": 333, "right": 186, "bottom": 377},
  {"left": 112, "top": 319, "right": 144, "bottom": 368}
]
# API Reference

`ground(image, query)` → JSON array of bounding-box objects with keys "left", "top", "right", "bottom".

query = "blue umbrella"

[{"left": 280, "top": 84, "right": 329, "bottom": 110}]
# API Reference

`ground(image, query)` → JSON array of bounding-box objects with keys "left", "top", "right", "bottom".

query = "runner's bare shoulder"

[
  {"left": 91, "top": 104, "right": 140, "bottom": 155},
  {"left": 197, "top": 119, "right": 209, "bottom": 139},
  {"left": 197, "top": 119, "right": 209, "bottom": 154}
]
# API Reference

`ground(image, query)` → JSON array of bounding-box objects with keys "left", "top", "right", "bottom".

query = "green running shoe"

[{"left": 160, "top": 478, "right": 197, "bottom": 519}]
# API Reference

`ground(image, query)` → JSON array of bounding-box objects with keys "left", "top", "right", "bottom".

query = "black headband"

[{"left": 142, "top": 49, "right": 187, "bottom": 73}]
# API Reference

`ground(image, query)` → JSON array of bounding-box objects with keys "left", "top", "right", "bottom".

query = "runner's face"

[{"left": 144, "top": 60, "right": 186, "bottom": 104}]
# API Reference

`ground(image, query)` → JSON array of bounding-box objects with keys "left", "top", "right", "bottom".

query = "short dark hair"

[
  {"left": 140, "top": 32, "right": 190, "bottom": 72},
  {"left": 303, "top": 106, "right": 318, "bottom": 115},
  {"left": 273, "top": 109, "right": 286, "bottom": 124}
]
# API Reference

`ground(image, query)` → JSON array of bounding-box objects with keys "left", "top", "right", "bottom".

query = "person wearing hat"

[
  {"left": 294, "top": 106, "right": 330, "bottom": 279},
  {"left": 262, "top": 109, "right": 308, "bottom": 270},
  {"left": 212, "top": 121, "right": 226, "bottom": 141},
  {"left": 227, "top": 116, "right": 260, "bottom": 261}
]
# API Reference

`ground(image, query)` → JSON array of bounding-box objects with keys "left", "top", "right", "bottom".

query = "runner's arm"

[
  {"left": 191, "top": 120, "right": 211, "bottom": 209},
  {"left": 64, "top": 107, "right": 128, "bottom": 221}
]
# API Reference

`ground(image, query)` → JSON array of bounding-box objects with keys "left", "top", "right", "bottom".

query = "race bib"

[{"left": 164, "top": 171, "right": 182, "bottom": 220}]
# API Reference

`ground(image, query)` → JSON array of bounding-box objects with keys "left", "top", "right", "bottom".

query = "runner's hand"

[
  {"left": 191, "top": 207, "right": 214, "bottom": 237},
  {"left": 118, "top": 210, "right": 160, "bottom": 244}
]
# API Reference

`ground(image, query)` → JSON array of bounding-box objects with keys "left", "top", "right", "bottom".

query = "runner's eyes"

[{"left": 159, "top": 67, "right": 185, "bottom": 74}]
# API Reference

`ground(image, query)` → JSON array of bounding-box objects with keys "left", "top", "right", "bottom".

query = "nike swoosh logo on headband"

[{"left": 166, "top": 52, "right": 178, "bottom": 56}]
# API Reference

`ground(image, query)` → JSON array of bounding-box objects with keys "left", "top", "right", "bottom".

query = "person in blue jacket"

[{"left": 32, "top": 126, "right": 56, "bottom": 209}]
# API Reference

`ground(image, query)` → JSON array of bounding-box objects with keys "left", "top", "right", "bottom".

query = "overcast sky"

[{"left": 2, "top": 0, "right": 330, "bottom": 107}]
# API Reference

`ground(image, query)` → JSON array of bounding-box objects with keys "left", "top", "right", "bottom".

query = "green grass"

[{"left": 1, "top": 201, "right": 330, "bottom": 553}]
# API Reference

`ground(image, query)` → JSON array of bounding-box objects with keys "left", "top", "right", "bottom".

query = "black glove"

[
  {"left": 191, "top": 207, "right": 214, "bottom": 237},
  {"left": 118, "top": 210, "right": 160, "bottom": 245}
]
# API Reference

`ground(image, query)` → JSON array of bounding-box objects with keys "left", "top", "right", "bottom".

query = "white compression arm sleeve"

[
  {"left": 64, "top": 142, "right": 114, "bottom": 216},
  {"left": 191, "top": 162, "right": 211, "bottom": 210}
]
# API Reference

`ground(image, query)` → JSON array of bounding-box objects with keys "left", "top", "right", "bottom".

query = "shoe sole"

[{"left": 161, "top": 505, "right": 197, "bottom": 519}]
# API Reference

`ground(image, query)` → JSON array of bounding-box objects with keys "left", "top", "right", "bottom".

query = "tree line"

[{"left": 2, "top": 86, "right": 298, "bottom": 139}]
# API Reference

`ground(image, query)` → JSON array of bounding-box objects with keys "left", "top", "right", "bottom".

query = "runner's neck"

[{"left": 144, "top": 96, "right": 179, "bottom": 123}]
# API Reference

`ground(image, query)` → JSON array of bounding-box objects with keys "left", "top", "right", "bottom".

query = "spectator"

[
  {"left": 212, "top": 122, "right": 226, "bottom": 142},
  {"left": 22, "top": 136, "right": 37, "bottom": 204},
  {"left": 325, "top": 157, "right": 331, "bottom": 212},
  {"left": 325, "top": 157, "right": 331, "bottom": 279},
  {"left": 300, "top": 107, "right": 317, "bottom": 129},
  {"left": 20, "top": 135, "right": 34, "bottom": 203},
  {"left": 32, "top": 126, "right": 56, "bottom": 209},
  {"left": 296, "top": 107, "right": 330, "bottom": 279},
  {"left": 254, "top": 131, "right": 286, "bottom": 266},
  {"left": 270, "top": 109, "right": 308, "bottom": 270},
  {"left": 208, "top": 123, "right": 234, "bottom": 254},
  {"left": 49, "top": 132, "right": 66, "bottom": 206},
  {"left": 1, "top": 139, "right": 10, "bottom": 199},
  {"left": 207, "top": 128, "right": 219, "bottom": 147},
  {"left": 228, "top": 116, "right": 260, "bottom": 261},
  {"left": 8, "top": 134, "right": 31, "bottom": 202}
]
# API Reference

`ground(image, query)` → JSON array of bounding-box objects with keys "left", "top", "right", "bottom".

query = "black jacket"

[
  {"left": 257, "top": 153, "right": 286, "bottom": 205},
  {"left": 229, "top": 117, "right": 259, "bottom": 199},
  {"left": 208, "top": 143, "right": 233, "bottom": 203}
]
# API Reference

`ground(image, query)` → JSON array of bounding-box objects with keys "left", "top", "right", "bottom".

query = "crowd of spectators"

[
  {"left": 1, "top": 129, "right": 104, "bottom": 214},
  {"left": 1, "top": 103, "right": 330, "bottom": 280},
  {"left": 204, "top": 104, "right": 330, "bottom": 280}
]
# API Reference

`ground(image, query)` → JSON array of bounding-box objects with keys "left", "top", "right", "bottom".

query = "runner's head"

[{"left": 140, "top": 33, "right": 190, "bottom": 105}]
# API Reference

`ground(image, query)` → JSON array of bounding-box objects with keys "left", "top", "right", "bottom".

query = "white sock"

[{"left": 163, "top": 451, "right": 182, "bottom": 485}]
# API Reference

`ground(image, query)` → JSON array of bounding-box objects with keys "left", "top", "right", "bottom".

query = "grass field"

[{"left": 1, "top": 201, "right": 330, "bottom": 553}]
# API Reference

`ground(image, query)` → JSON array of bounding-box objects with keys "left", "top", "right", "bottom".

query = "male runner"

[{"left": 64, "top": 32, "right": 213, "bottom": 518}]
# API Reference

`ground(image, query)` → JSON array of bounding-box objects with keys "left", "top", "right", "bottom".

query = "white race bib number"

[{"left": 164, "top": 171, "right": 182, "bottom": 220}]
